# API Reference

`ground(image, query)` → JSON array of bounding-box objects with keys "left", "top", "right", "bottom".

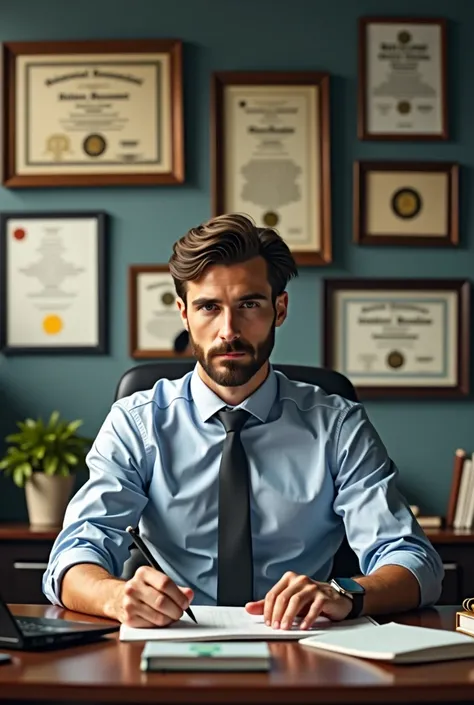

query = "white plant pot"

[{"left": 24, "top": 474, "right": 75, "bottom": 527}]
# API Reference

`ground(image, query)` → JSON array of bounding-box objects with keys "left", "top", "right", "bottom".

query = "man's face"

[{"left": 176, "top": 257, "right": 288, "bottom": 387}]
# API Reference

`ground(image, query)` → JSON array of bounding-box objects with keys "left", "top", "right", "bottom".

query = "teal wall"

[{"left": 0, "top": 0, "right": 472, "bottom": 519}]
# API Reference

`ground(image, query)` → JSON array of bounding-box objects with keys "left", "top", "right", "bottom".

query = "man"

[{"left": 43, "top": 213, "right": 443, "bottom": 630}]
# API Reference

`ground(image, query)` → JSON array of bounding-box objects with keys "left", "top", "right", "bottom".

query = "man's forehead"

[{"left": 187, "top": 259, "right": 271, "bottom": 294}]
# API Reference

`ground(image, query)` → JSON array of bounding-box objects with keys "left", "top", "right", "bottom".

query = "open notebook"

[
  {"left": 299, "top": 622, "right": 474, "bottom": 664},
  {"left": 120, "top": 606, "right": 373, "bottom": 641}
]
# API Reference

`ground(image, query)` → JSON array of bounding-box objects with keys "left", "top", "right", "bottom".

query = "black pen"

[{"left": 126, "top": 526, "right": 198, "bottom": 624}]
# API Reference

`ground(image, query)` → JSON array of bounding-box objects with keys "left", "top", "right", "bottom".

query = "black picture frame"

[{"left": 0, "top": 211, "right": 107, "bottom": 355}]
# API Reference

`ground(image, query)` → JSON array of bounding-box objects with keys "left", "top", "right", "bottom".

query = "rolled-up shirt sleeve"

[
  {"left": 42, "top": 401, "right": 151, "bottom": 606},
  {"left": 332, "top": 403, "right": 444, "bottom": 607}
]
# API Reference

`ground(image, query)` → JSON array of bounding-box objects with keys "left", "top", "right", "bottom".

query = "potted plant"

[{"left": 0, "top": 411, "right": 92, "bottom": 527}]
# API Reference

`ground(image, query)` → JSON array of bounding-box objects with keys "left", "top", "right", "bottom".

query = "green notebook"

[{"left": 140, "top": 641, "right": 271, "bottom": 671}]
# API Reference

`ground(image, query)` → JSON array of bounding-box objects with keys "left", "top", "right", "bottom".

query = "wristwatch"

[{"left": 330, "top": 577, "right": 366, "bottom": 619}]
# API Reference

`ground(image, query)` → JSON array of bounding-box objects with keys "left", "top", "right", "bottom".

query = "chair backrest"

[
  {"left": 117, "top": 361, "right": 360, "bottom": 580},
  {"left": 115, "top": 361, "right": 358, "bottom": 402}
]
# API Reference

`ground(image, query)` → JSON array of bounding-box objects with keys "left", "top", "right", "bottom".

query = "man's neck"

[{"left": 197, "top": 362, "right": 270, "bottom": 406}]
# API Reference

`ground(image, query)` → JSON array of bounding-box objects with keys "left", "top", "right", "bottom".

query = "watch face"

[{"left": 334, "top": 578, "right": 365, "bottom": 594}]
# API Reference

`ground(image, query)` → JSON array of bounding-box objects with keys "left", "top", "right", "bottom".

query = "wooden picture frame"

[
  {"left": 129, "top": 265, "right": 189, "bottom": 359},
  {"left": 211, "top": 71, "right": 332, "bottom": 265},
  {"left": 3, "top": 39, "right": 184, "bottom": 187},
  {"left": 354, "top": 161, "right": 459, "bottom": 246},
  {"left": 323, "top": 278, "right": 470, "bottom": 399},
  {"left": 0, "top": 211, "right": 107, "bottom": 354},
  {"left": 358, "top": 17, "right": 448, "bottom": 141}
]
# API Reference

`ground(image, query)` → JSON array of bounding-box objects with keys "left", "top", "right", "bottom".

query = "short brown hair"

[{"left": 169, "top": 213, "right": 298, "bottom": 302}]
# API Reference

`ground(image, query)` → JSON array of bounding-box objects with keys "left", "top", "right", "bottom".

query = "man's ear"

[
  {"left": 274, "top": 292, "right": 288, "bottom": 328},
  {"left": 176, "top": 297, "right": 189, "bottom": 330}
]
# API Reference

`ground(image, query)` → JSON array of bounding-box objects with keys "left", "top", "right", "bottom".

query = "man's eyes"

[{"left": 197, "top": 302, "right": 260, "bottom": 312}]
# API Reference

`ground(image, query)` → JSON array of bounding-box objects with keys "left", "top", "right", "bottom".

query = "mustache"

[{"left": 210, "top": 340, "right": 253, "bottom": 356}]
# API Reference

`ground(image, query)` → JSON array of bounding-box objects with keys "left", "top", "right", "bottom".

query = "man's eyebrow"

[{"left": 191, "top": 293, "right": 269, "bottom": 307}]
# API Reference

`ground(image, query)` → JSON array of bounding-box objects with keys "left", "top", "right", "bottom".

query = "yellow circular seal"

[
  {"left": 387, "top": 351, "right": 405, "bottom": 369},
  {"left": 161, "top": 292, "right": 175, "bottom": 306},
  {"left": 391, "top": 188, "right": 422, "bottom": 219},
  {"left": 43, "top": 314, "right": 63, "bottom": 336},
  {"left": 83, "top": 133, "right": 107, "bottom": 157},
  {"left": 263, "top": 211, "right": 279, "bottom": 227},
  {"left": 397, "top": 100, "right": 411, "bottom": 115}
]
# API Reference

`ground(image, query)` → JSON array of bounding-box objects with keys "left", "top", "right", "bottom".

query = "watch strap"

[{"left": 346, "top": 591, "right": 364, "bottom": 619}]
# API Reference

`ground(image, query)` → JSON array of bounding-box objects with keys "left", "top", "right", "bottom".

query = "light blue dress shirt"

[{"left": 43, "top": 365, "right": 444, "bottom": 607}]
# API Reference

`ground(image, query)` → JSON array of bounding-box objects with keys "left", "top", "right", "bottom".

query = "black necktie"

[{"left": 216, "top": 408, "right": 253, "bottom": 606}]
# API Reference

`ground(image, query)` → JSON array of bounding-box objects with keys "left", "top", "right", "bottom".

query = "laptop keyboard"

[{"left": 16, "top": 619, "right": 60, "bottom": 634}]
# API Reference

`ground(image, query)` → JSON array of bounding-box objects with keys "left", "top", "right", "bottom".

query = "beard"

[{"left": 188, "top": 321, "right": 276, "bottom": 387}]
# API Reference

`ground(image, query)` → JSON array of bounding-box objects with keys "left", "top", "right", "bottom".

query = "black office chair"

[
  {"left": 117, "top": 361, "right": 360, "bottom": 580},
  {"left": 115, "top": 361, "right": 358, "bottom": 404}
]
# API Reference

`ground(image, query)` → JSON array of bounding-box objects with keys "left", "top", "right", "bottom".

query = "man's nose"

[{"left": 219, "top": 309, "right": 239, "bottom": 342}]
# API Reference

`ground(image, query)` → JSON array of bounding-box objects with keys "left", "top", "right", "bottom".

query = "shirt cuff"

[
  {"left": 369, "top": 549, "right": 443, "bottom": 607},
  {"left": 43, "top": 547, "right": 110, "bottom": 607}
]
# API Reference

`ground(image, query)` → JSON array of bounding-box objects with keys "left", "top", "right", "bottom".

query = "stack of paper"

[
  {"left": 120, "top": 606, "right": 373, "bottom": 642},
  {"left": 299, "top": 622, "right": 474, "bottom": 664}
]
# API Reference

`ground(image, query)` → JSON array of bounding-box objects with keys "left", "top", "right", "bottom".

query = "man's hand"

[
  {"left": 117, "top": 566, "right": 194, "bottom": 627},
  {"left": 245, "top": 572, "right": 352, "bottom": 630}
]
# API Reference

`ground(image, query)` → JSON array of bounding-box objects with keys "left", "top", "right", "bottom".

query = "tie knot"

[{"left": 216, "top": 408, "right": 249, "bottom": 434}]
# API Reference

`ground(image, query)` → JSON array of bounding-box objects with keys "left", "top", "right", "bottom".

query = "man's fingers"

[
  {"left": 263, "top": 572, "right": 295, "bottom": 625},
  {"left": 300, "top": 595, "right": 327, "bottom": 630},
  {"left": 245, "top": 599, "right": 265, "bottom": 614},
  {"left": 280, "top": 585, "right": 316, "bottom": 629},
  {"left": 135, "top": 566, "right": 190, "bottom": 610},
  {"left": 122, "top": 594, "right": 175, "bottom": 628},
  {"left": 269, "top": 578, "right": 310, "bottom": 627},
  {"left": 135, "top": 583, "right": 185, "bottom": 622}
]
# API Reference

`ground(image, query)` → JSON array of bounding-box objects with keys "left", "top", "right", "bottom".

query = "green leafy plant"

[{"left": 0, "top": 411, "right": 93, "bottom": 488}]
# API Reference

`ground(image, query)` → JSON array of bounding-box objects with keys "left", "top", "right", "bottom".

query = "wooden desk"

[{"left": 0, "top": 605, "right": 472, "bottom": 704}]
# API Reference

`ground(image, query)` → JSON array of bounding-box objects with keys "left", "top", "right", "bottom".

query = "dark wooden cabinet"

[
  {"left": 0, "top": 524, "right": 472, "bottom": 605},
  {"left": 424, "top": 529, "right": 474, "bottom": 605},
  {"left": 0, "top": 525, "right": 58, "bottom": 604}
]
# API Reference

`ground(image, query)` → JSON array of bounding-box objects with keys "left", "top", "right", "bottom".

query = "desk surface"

[{"left": 0, "top": 605, "right": 472, "bottom": 704}]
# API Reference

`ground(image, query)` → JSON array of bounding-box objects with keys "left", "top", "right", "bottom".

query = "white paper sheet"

[{"left": 119, "top": 606, "right": 374, "bottom": 641}]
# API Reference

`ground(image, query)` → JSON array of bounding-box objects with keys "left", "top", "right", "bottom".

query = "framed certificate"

[
  {"left": 0, "top": 212, "right": 107, "bottom": 354},
  {"left": 354, "top": 161, "right": 459, "bottom": 246},
  {"left": 129, "top": 265, "right": 189, "bottom": 359},
  {"left": 323, "top": 279, "right": 470, "bottom": 399},
  {"left": 358, "top": 18, "right": 447, "bottom": 140},
  {"left": 3, "top": 39, "right": 184, "bottom": 187},
  {"left": 211, "top": 72, "right": 332, "bottom": 265}
]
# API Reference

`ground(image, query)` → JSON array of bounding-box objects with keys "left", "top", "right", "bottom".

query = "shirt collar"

[{"left": 190, "top": 363, "right": 277, "bottom": 423}]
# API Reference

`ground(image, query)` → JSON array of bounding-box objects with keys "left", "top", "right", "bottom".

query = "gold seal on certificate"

[
  {"left": 263, "top": 211, "right": 279, "bottom": 227},
  {"left": 358, "top": 18, "right": 448, "bottom": 140},
  {"left": 212, "top": 71, "right": 332, "bottom": 266},
  {"left": 83, "top": 134, "right": 107, "bottom": 157},
  {"left": 387, "top": 350, "right": 405, "bottom": 369},
  {"left": 3, "top": 39, "right": 184, "bottom": 187},
  {"left": 323, "top": 279, "right": 470, "bottom": 399},
  {"left": 391, "top": 188, "right": 422, "bottom": 219}
]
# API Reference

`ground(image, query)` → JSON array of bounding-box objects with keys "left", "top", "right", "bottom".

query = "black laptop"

[{"left": 0, "top": 592, "right": 119, "bottom": 650}]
